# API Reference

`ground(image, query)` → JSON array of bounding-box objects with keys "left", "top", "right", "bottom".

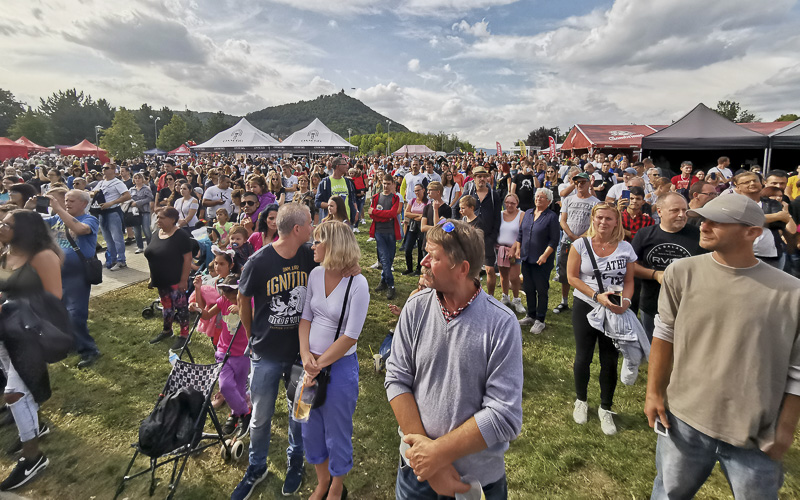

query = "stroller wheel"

[
  {"left": 142, "top": 307, "right": 155, "bottom": 319},
  {"left": 221, "top": 439, "right": 232, "bottom": 461},
  {"left": 231, "top": 440, "right": 245, "bottom": 461}
]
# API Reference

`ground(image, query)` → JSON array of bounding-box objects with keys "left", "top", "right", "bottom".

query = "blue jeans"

[
  {"left": 651, "top": 411, "right": 783, "bottom": 499},
  {"left": 62, "top": 252, "right": 98, "bottom": 356},
  {"left": 100, "top": 209, "right": 126, "bottom": 265},
  {"left": 520, "top": 259, "right": 554, "bottom": 322},
  {"left": 132, "top": 212, "right": 152, "bottom": 249},
  {"left": 248, "top": 355, "right": 304, "bottom": 468},
  {"left": 396, "top": 458, "right": 508, "bottom": 500},
  {"left": 375, "top": 232, "right": 397, "bottom": 287}
]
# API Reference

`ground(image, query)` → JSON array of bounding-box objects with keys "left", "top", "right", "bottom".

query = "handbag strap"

[
  {"left": 333, "top": 276, "right": 354, "bottom": 342},
  {"left": 64, "top": 229, "right": 88, "bottom": 261},
  {"left": 582, "top": 237, "right": 605, "bottom": 294}
]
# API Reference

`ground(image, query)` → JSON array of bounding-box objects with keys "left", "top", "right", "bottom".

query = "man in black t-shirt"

[
  {"left": 632, "top": 192, "right": 705, "bottom": 340},
  {"left": 511, "top": 160, "right": 538, "bottom": 212},
  {"left": 235, "top": 203, "right": 316, "bottom": 498}
]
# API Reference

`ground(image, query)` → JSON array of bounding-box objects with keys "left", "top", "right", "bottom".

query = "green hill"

[{"left": 245, "top": 91, "right": 410, "bottom": 140}]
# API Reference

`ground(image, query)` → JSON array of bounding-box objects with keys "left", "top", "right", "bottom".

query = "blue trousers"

[
  {"left": 100, "top": 209, "right": 126, "bottom": 266},
  {"left": 396, "top": 459, "right": 508, "bottom": 500},
  {"left": 302, "top": 353, "right": 359, "bottom": 477},
  {"left": 375, "top": 232, "right": 397, "bottom": 287},
  {"left": 521, "top": 259, "right": 554, "bottom": 322},
  {"left": 248, "top": 355, "right": 304, "bottom": 468},
  {"left": 132, "top": 212, "right": 152, "bottom": 249},
  {"left": 62, "top": 252, "right": 99, "bottom": 356},
  {"left": 651, "top": 411, "right": 783, "bottom": 499}
]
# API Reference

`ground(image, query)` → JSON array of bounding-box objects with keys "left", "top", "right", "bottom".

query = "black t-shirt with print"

[
  {"left": 239, "top": 243, "right": 318, "bottom": 362},
  {"left": 631, "top": 224, "right": 705, "bottom": 315},
  {"left": 512, "top": 173, "right": 536, "bottom": 211}
]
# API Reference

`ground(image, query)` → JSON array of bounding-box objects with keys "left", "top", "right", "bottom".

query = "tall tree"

[
  {"left": 203, "top": 111, "right": 231, "bottom": 140},
  {"left": 777, "top": 113, "right": 799, "bottom": 122},
  {"left": 156, "top": 115, "right": 188, "bottom": 151},
  {"left": 99, "top": 108, "right": 146, "bottom": 161},
  {"left": 38, "top": 89, "right": 114, "bottom": 145},
  {"left": 182, "top": 109, "right": 204, "bottom": 142},
  {"left": 715, "top": 100, "right": 759, "bottom": 123},
  {"left": 133, "top": 103, "right": 158, "bottom": 149},
  {"left": 8, "top": 108, "right": 52, "bottom": 145},
  {"left": 375, "top": 122, "right": 384, "bottom": 135},
  {"left": 0, "top": 89, "right": 25, "bottom": 137},
  {"left": 526, "top": 126, "right": 558, "bottom": 149}
]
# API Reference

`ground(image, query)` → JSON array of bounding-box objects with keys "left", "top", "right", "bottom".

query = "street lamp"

[
  {"left": 149, "top": 115, "right": 161, "bottom": 145},
  {"left": 386, "top": 120, "right": 391, "bottom": 156},
  {"left": 95, "top": 125, "right": 103, "bottom": 159}
]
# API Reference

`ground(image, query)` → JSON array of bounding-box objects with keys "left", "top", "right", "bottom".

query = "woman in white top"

[
  {"left": 299, "top": 221, "right": 369, "bottom": 500},
  {"left": 442, "top": 170, "right": 462, "bottom": 207},
  {"left": 566, "top": 202, "right": 636, "bottom": 436},
  {"left": 497, "top": 193, "right": 525, "bottom": 314},
  {"left": 172, "top": 182, "right": 199, "bottom": 234}
]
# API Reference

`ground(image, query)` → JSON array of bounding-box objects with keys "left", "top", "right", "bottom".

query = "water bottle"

[
  {"left": 291, "top": 372, "right": 316, "bottom": 423},
  {"left": 168, "top": 350, "right": 179, "bottom": 366}
]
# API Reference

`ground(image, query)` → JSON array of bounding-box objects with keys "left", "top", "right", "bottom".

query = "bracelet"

[
  {"left": 622, "top": 297, "right": 631, "bottom": 304},
  {"left": 651, "top": 269, "right": 657, "bottom": 280},
  {"left": 592, "top": 291, "right": 599, "bottom": 302}
]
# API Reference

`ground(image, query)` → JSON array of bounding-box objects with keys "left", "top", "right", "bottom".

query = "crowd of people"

[{"left": 0, "top": 148, "right": 798, "bottom": 499}]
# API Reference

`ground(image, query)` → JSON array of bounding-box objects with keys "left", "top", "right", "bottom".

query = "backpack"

[{"left": 138, "top": 387, "right": 205, "bottom": 457}]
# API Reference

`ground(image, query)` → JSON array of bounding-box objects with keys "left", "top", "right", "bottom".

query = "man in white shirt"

[
  {"left": 202, "top": 174, "right": 234, "bottom": 222},
  {"left": 281, "top": 163, "right": 298, "bottom": 202},
  {"left": 92, "top": 164, "right": 131, "bottom": 271},
  {"left": 423, "top": 160, "right": 441, "bottom": 183},
  {"left": 606, "top": 168, "right": 640, "bottom": 205},
  {"left": 706, "top": 156, "right": 733, "bottom": 183},
  {"left": 403, "top": 160, "right": 426, "bottom": 203}
]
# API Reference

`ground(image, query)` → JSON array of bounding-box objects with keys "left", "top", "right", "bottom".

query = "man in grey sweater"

[{"left": 385, "top": 219, "right": 523, "bottom": 499}]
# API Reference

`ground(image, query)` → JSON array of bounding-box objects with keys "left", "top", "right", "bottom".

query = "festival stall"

[
  {"left": 0, "top": 138, "right": 28, "bottom": 161},
  {"left": 59, "top": 139, "right": 109, "bottom": 163},
  {"left": 766, "top": 119, "right": 800, "bottom": 171},
  {"left": 168, "top": 144, "right": 193, "bottom": 156},
  {"left": 192, "top": 118, "right": 280, "bottom": 152},
  {"left": 143, "top": 148, "right": 167, "bottom": 156},
  {"left": 277, "top": 118, "right": 357, "bottom": 154},
  {"left": 392, "top": 144, "right": 435, "bottom": 156},
  {"left": 14, "top": 136, "right": 49, "bottom": 154},
  {"left": 560, "top": 125, "right": 665, "bottom": 156}
]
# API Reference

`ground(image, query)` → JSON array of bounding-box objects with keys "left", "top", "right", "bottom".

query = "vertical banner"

[
  {"left": 496, "top": 141, "right": 502, "bottom": 156},
  {"left": 548, "top": 136, "right": 556, "bottom": 157},
  {"left": 519, "top": 140, "right": 527, "bottom": 158}
]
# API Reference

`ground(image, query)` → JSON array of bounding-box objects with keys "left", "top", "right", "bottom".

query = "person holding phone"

[{"left": 566, "top": 203, "right": 637, "bottom": 435}]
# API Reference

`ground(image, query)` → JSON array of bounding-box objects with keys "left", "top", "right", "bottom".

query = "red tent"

[
  {"left": 60, "top": 139, "right": 109, "bottom": 163},
  {"left": 738, "top": 122, "right": 792, "bottom": 134},
  {"left": 14, "top": 136, "right": 49, "bottom": 153},
  {"left": 561, "top": 125, "right": 667, "bottom": 152},
  {"left": 168, "top": 144, "right": 192, "bottom": 156},
  {"left": 0, "top": 137, "right": 28, "bottom": 161}
]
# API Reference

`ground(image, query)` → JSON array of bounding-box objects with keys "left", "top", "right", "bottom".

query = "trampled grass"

[{"left": 1, "top": 229, "right": 798, "bottom": 499}]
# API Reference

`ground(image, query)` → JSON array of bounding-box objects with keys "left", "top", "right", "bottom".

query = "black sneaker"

[
  {"left": 236, "top": 412, "right": 252, "bottom": 438},
  {"left": 231, "top": 464, "right": 267, "bottom": 500},
  {"left": 222, "top": 414, "right": 238, "bottom": 436},
  {"left": 149, "top": 330, "right": 173, "bottom": 344},
  {"left": 8, "top": 422, "right": 49, "bottom": 455},
  {"left": 170, "top": 336, "right": 188, "bottom": 350},
  {"left": 0, "top": 453, "right": 48, "bottom": 491},
  {"left": 282, "top": 463, "right": 304, "bottom": 496},
  {"left": 553, "top": 302, "right": 569, "bottom": 314},
  {"left": 375, "top": 280, "right": 388, "bottom": 292},
  {"left": 386, "top": 287, "right": 396, "bottom": 300},
  {"left": 77, "top": 351, "right": 101, "bottom": 369},
  {"left": 401, "top": 269, "right": 414, "bottom": 276}
]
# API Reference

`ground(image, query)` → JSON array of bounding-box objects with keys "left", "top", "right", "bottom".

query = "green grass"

[{"left": 3, "top": 229, "right": 799, "bottom": 499}]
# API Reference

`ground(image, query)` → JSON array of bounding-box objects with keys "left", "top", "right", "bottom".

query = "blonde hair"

[
  {"left": 425, "top": 219, "right": 485, "bottom": 280},
  {"left": 584, "top": 203, "right": 625, "bottom": 243},
  {"left": 314, "top": 221, "right": 360, "bottom": 271},
  {"left": 427, "top": 181, "right": 443, "bottom": 193}
]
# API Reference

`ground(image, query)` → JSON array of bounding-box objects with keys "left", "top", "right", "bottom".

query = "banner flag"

[
  {"left": 519, "top": 140, "right": 527, "bottom": 157},
  {"left": 548, "top": 136, "right": 556, "bottom": 157},
  {"left": 496, "top": 141, "right": 502, "bottom": 156}
]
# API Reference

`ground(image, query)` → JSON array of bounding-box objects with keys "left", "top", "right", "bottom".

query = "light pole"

[
  {"left": 386, "top": 119, "right": 391, "bottom": 156},
  {"left": 95, "top": 125, "right": 103, "bottom": 159},
  {"left": 149, "top": 115, "right": 161, "bottom": 145},
  {"left": 347, "top": 128, "right": 352, "bottom": 155}
]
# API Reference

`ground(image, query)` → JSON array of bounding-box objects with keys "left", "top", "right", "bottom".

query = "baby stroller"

[{"left": 114, "top": 321, "right": 245, "bottom": 500}]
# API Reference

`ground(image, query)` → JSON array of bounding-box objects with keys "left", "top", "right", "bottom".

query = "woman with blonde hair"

[
  {"left": 566, "top": 203, "right": 637, "bottom": 436},
  {"left": 266, "top": 171, "right": 286, "bottom": 206},
  {"left": 299, "top": 221, "right": 369, "bottom": 500}
]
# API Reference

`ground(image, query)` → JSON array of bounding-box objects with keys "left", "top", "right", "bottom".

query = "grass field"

[{"left": 2, "top": 229, "right": 799, "bottom": 499}]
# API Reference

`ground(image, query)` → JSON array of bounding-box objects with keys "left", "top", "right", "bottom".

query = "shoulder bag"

[
  {"left": 65, "top": 229, "right": 103, "bottom": 285},
  {"left": 288, "top": 276, "right": 354, "bottom": 410}
]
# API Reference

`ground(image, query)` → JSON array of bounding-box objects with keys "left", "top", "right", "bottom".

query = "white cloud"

[
  {"left": 452, "top": 19, "right": 490, "bottom": 37},
  {"left": 407, "top": 58, "right": 420, "bottom": 72},
  {"left": 328, "top": 19, "right": 338, "bottom": 28}
]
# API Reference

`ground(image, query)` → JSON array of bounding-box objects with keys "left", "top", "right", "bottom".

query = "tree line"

[{"left": 348, "top": 124, "right": 474, "bottom": 156}]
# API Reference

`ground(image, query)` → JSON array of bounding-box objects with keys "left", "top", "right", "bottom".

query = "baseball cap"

[
  {"left": 687, "top": 194, "right": 765, "bottom": 227},
  {"left": 574, "top": 172, "right": 591, "bottom": 181},
  {"left": 624, "top": 167, "right": 638, "bottom": 175}
]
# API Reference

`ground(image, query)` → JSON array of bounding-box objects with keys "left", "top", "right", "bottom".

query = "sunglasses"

[{"left": 244, "top": 200, "right": 258, "bottom": 206}]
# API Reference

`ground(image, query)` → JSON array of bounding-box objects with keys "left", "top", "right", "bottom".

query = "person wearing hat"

[
  {"left": 605, "top": 167, "right": 640, "bottom": 205},
  {"left": 156, "top": 159, "right": 184, "bottom": 192},
  {"left": 645, "top": 194, "right": 800, "bottom": 499}
]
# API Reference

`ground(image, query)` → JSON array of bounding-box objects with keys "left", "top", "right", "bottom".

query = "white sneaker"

[
  {"left": 511, "top": 297, "right": 526, "bottom": 314},
  {"left": 353, "top": 227, "right": 360, "bottom": 233},
  {"left": 135, "top": 248, "right": 144, "bottom": 254},
  {"left": 598, "top": 407, "right": 617, "bottom": 435},
  {"left": 109, "top": 262, "right": 126, "bottom": 271},
  {"left": 366, "top": 237, "right": 375, "bottom": 242},
  {"left": 518, "top": 316, "right": 535, "bottom": 326},
  {"left": 530, "top": 320, "right": 546, "bottom": 335},
  {"left": 573, "top": 399, "right": 588, "bottom": 425},
  {"left": 369, "top": 261, "right": 381, "bottom": 269},
  {"left": 501, "top": 293, "right": 511, "bottom": 306}
]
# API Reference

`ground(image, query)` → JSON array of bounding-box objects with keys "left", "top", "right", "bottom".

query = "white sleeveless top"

[{"left": 497, "top": 210, "right": 522, "bottom": 247}]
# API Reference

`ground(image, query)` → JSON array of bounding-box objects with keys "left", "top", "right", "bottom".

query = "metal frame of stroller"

[{"left": 114, "top": 319, "right": 243, "bottom": 500}]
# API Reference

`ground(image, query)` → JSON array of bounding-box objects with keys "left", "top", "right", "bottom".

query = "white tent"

[
  {"left": 278, "top": 118, "right": 357, "bottom": 153},
  {"left": 392, "top": 144, "right": 435, "bottom": 156},
  {"left": 192, "top": 118, "right": 280, "bottom": 152}
]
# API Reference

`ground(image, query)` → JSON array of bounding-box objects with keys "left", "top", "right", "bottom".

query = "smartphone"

[
  {"left": 655, "top": 417, "right": 669, "bottom": 437},
  {"left": 620, "top": 190, "right": 631, "bottom": 200},
  {"left": 608, "top": 293, "right": 621, "bottom": 306},
  {"left": 35, "top": 196, "right": 50, "bottom": 214},
  {"left": 708, "top": 172, "right": 717, "bottom": 181}
]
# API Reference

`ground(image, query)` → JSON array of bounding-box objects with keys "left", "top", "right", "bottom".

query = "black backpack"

[{"left": 138, "top": 387, "right": 205, "bottom": 457}]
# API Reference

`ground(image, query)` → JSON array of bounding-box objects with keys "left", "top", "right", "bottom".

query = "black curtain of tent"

[{"left": 644, "top": 149, "right": 765, "bottom": 174}]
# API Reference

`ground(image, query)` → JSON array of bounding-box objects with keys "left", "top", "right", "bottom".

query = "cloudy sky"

[{"left": 3, "top": 0, "right": 800, "bottom": 147}]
